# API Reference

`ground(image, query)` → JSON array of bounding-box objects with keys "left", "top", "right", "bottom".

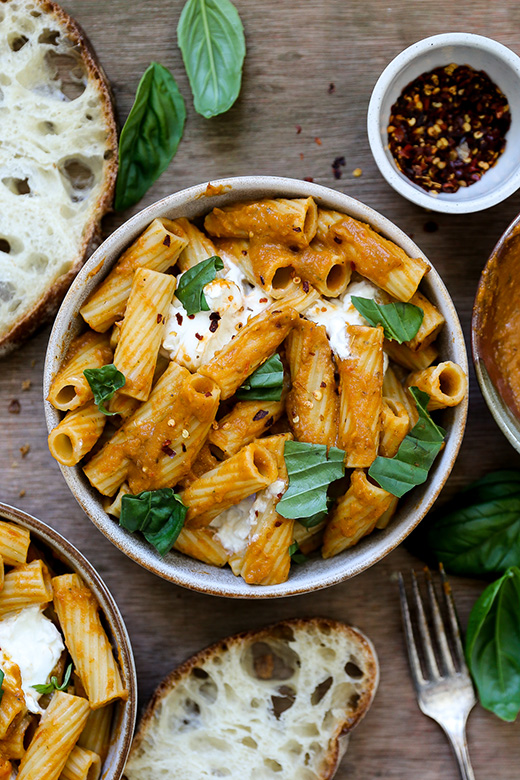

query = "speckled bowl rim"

[
  {"left": 367, "top": 33, "right": 520, "bottom": 214},
  {"left": 44, "top": 175, "right": 468, "bottom": 598},
  {"left": 472, "top": 210, "right": 520, "bottom": 453},
  {"left": 0, "top": 502, "right": 137, "bottom": 779}
]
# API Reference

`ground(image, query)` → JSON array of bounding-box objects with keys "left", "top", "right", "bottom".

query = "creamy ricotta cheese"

[
  {"left": 0, "top": 606, "right": 65, "bottom": 714},
  {"left": 210, "top": 479, "right": 287, "bottom": 554},
  {"left": 162, "top": 263, "right": 271, "bottom": 371}
]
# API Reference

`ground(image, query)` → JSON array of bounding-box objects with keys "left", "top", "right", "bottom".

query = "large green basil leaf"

[
  {"left": 351, "top": 296, "right": 424, "bottom": 343},
  {"left": 236, "top": 354, "right": 284, "bottom": 402},
  {"left": 120, "top": 488, "right": 187, "bottom": 556},
  {"left": 84, "top": 364, "right": 126, "bottom": 415},
  {"left": 115, "top": 63, "right": 186, "bottom": 211},
  {"left": 465, "top": 567, "right": 520, "bottom": 721},
  {"left": 177, "top": 0, "right": 246, "bottom": 118},
  {"left": 369, "top": 388, "right": 445, "bottom": 498},
  {"left": 175, "top": 255, "right": 224, "bottom": 315},
  {"left": 427, "top": 471, "right": 520, "bottom": 575},
  {"left": 277, "top": 441, "right": 345, "bottom": 520}
]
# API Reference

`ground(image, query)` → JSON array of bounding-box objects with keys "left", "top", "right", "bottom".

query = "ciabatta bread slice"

[
  {"left": 124, "top": 618, "right": 379, "bottom": 780},
  {"left": 0, "top": 0, "right": 117, "bottom": 356}
]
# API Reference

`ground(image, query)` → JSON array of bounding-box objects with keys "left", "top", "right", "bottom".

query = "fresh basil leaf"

[
  {"left": 236, "top": 354, "right": 284, "bottom": 401},
  {"left": 175, "top": 255, "right": 224, "bottom": 316},
  {"left": 33, "top": 663, "right": 73, "bottom": 695},
  {"left": 120, "top": 488, "right": 187, "bottom": 556},
  {"left": 351, "top": 296, "right": 424, "bottom": 343},
  {"left": 277, "top": 441, "right": 345, "bottom": 520},
  {"left": 84, "top": 364, "right": 126, "bottom": 415},
  {"left": 369, "top": 387, "right": 445, "bottom": 497},
  {"left": 115, "top": 62, "right": 186, "bottom": 211},
  {"left": 296, "top": 510, "right": 329, "bottom": 529},
  {"left": 289, "top": 542, "right": 308, "bottom": 565},
  {"left": 465, "top": 567, "right": 520, "bottom": 721},
  {"left": 177, "top": 0, "right": 246, "bottom": 118},
  {"left": 0, "top": 669, "right": 4, "bottom": 706}
]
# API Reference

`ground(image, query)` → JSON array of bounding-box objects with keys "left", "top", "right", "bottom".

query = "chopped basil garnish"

[
  {"left": 277, "top": 441, "right": 346, "bottom": 521},
  {"left": 84, "top": 364, "right": 126, "bottom": 415},
  {"left": 236, "top": 354, "right": 284, "bottom": 402},
  {"left": 175, "top": 256, "right": 224, "bottom": 316},
  {"left": 0, "top": 668, "right": 4, "bottom": 705},
  {"left": 33, "top": 662, "right": 73, "bottom": 695},
  {"left": 115, "top": 63, "right": 186, "bottom": 211},
  {"left": 177, "top": 0, "right": 246, "bottom": 119},
  {"left": 368, "top": 387, "right": 445, "bottom": 498},
  {"left": 289, "top": 542, "right": 308, "bottom": 564},
  {"left": 120, "top": 488, "right": 187, "bottom": 556},
  {"left": 351, "top": 296, "right": 424, "bottom": 343}
]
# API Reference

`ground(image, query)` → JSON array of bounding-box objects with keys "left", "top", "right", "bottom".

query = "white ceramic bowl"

[
  {"left": 367, "top": 33, "right": 520, "bottom": 213},
  {"left": 0, "top": 502, "right": 137, "bottom": 779},
  {"left": 44, "top": 176, "right": 468, "bottom": 598}
]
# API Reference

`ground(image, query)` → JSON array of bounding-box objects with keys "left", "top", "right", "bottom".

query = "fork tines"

[{"left": 398, "top": 565, "right": 467, "bottom": 687}]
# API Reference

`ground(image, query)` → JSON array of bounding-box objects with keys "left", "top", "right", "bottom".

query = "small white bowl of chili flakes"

[{"left": 367, "top": 33, "right": 520, "bottom": 214}]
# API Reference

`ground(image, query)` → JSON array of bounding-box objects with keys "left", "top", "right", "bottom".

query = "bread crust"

[
  {"left": 0, "top": 0, "right": 118, "bottom": 358},
  {"left": 127, "top": 617, "right": 379, "bottom": 780}
]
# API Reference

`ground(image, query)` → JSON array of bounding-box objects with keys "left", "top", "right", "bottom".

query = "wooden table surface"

[{"left": 2, "top": 0, "right": 520, "bottom": 776}]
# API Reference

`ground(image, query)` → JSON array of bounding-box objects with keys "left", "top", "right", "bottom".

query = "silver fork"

[{"left": 398, "top": 565, "right": 477, "bottom": 780}]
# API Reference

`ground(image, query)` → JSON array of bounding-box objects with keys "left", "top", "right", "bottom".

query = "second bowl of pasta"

[{"left": 44, "top": 176, "right": 468, "bottom": 597}]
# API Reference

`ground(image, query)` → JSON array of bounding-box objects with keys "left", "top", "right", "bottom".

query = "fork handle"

[{"left": 445, "top": 727, "right": 475, "bottom": 780}]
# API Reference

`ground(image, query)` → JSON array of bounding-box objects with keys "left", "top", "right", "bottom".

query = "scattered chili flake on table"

[
  {"left": 387, "top": 63, "right": 511, "bottom": 193},
  {"left": 332, "top": 155, "right": 346, "bottom": 179},
  {"left": 8, "top": 399, "right": 20, "bottom": 414}
]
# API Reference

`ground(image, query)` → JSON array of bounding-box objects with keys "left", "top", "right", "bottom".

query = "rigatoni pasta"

[{"left": 47, "top": 195, "right": 467, "bottom": 585}]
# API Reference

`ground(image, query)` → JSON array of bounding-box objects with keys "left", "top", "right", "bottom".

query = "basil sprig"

[
  {"left": 427, "top": 470, "right": 520, "bottom": 576},
  {"left": 120, "top": 488, "right": 187, "bottom": 556},
  {"left": 288, "top": 542, "right": 308, "bottom": 565},
  {"left": 115, "top": 62, "right": 186, "bottom": 211},
  {"left": 84, "top": 364, "right": 126, "bottom": 415},
  {"left": 177, "top": 0, "right": 246, "bottom": 118},
  {"left": 236, "top": 355, "right": 284, "bottom": 402},
  {"left": 175, "top": 256, "right": 224, "bottom": 316},
  {"left": 351, "top": 296, "right": 424, "bottom": 343},
  {"left": 369, "top": 387, "right": 445, "bottom": 498},
  {"left": 277, "top": 441, "right": 345, "bottom": 521},
  {"left": 0, "top": 668, "right": 4, "bottom": 705},
  {"left": 465, "top": 566, "right": 520, "bottom": 722},
  {"left": 33, "top": 663, "right": 73, "bottom": 695}
]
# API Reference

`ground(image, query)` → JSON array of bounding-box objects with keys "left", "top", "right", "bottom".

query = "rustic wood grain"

[{"left": 2, "top": 0, "right": 520, "bottom": 776}]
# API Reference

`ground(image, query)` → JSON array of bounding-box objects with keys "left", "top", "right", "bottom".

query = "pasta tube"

[
  {"left": 383, "top": 366, "right": 418, "bottom": 427},
  {"left": 384, "top": 339, "right": 439, "bottom": 371},
  {"left": 173, "top": 527, "right": 229, "bottom": 567},
  {"left": 0, "top": 654, "right": 26, "bottom": 739},
  {"left": 0, "top": 560, "right": 52, "bottom": 617},
  {"left": 0, "top": 521, "right": 30, "bottom": 565},
  {"left": 113, "top": 268, "right": 176, "bottom": 401},
  {"left": 379, "top": 398, "right": 409, "bottom": 458},
  {"left": 407, "top": 361, "right": 468, "bottom": 411},
  {"left": 78, "top": 704, "right": 113, "bottom": 763},
  {"left": 175, "top": 218, "right": 218, "bottom": 271},
  {"left": 0, "top": 713, "right": 32, "bottom": 759},
  {"left": 17, "top": 692, "right": 90, "bottom": 780},
  {"left": 286, "top": 319, "right": 339, "bottom": 447},
  {"left": 52, "top": 574, "right": 127, "bottom": 709},
  {"left": 405, "top": 291, "right": 445, "bottom": 351},
  {"left": 208, "top": 389, "right": 287, "bottom": 459},
  {"left": 60, "top": 745, "right": 101, "bottom": 780},
  {"left": 48, "top": 403, "right": 106, "bottom": 467},
  {"left": 322, "top": 470, "right": 393, "bottom": 558},
  {"left": 80, "top": 218, "right": 188, "bottom": 332},
  {"left": 337, "top": 324, "right": 384, "bottom": 468},
  {"left": 240, "top": 502, "right": 293, "bottom": 586},
  {"left": 47, "top": 331, "right": 112, "bottom": 411},
  {"left": 204, "top": 197, "right": 318, "bottom": 248},
  {"left": 182, "top": 440, "right": 279, "bottom": 528}
]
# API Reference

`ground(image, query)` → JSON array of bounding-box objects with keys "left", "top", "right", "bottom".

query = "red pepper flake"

[
  {"left": 321, "top": 381, "right": 327, "bottom": 388},
  {"left": 181, "top": 443, "right": 187, "bottom": 453},
  {"left": 274, "top": 520, "right": 282, "bottom": 528},
  {"left": 328, "top": 82, "right": 336, "bottom": 94},
  {"left": 423, "top": 220, "right": 439, "bottom": 233},
  {"left": 299, "top": 152, "right": 304, "bottom": 161},
  {"left": 209, "top": 318, "right": 220, "bottom": 333},
  {"left": 333, "top": 236, "right": 342, "bottom": 244},
  {"left": 302, "top": 280, "right": 310, "bottom": 293},
  {"left": 253, "top": 410, "right": 269, "bottom": 421},
  {"left": 293, "top": 226, "right": 302, "bottom": 233},
  {"left": 195, "top": 333, "right": 203, "bottom": 341},
  {"left": 265, "top": 416, "right": 274, "bottom": 428},
  {"left": 156, "top": 313, "right": 163, "bottom": 324},
  {"left": 163, "top": 234, "right": 171, "bottom": 247},
  {"left": 295, "top": 125, "right": 302, "bottom": 134},
  {"left": 241, "top": 249, "right": 248, "bottom": 256},
  {"left": 259, "top": 297, "right": 268, "bottom": 303},
  {"left": 188, "top": 314, "right": 195, "bottom": 320},
  {"left": 303, "top": 176, "right": 314, "bottom": 182},
  {"left": 388, "top": 63, "right": 511, "bottom": 193},
  {"left": 332, "top": 155, "right": 346, "bottom": 180},
  {"left": 161, "top": 441, "right": 176, "bottom": 457},
  {"left": 314, "top": 137, "right": 322, "bottom": 146},
  {"left": 8, "top": 399, "right": 20, "bottom": 414},
  {"left": 176, "top": 312, "right": 183, "bottom": 326},
  {"left": 204, "top": 391, "right": 212, "bottom": 397},
  {"left": 260, "top": 275, "right": 265, "bottom": 285}
]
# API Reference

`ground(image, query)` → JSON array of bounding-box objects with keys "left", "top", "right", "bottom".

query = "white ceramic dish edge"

[{"left": 44, "top": 176, "right": 468, "bottom": 598}]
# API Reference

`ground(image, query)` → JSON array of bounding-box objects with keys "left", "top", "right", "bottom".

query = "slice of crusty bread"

[
  {"left": 0, "top": 0, "right": 117, "bottom": 356},
  {"left": 124, "top": 618, "right": 379, "bottom": 780}
]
